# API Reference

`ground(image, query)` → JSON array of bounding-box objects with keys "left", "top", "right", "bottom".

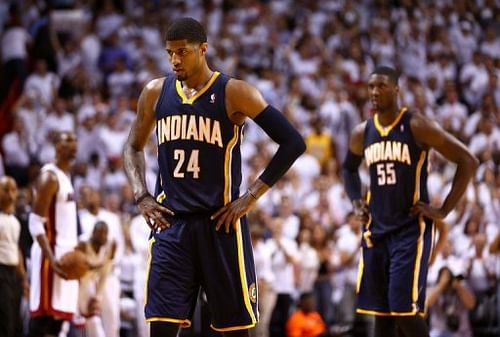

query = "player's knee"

[{"left": 150, "top": 321, "right": 180, "bottom": 337}]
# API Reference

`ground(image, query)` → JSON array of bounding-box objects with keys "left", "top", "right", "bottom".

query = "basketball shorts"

[
  {"left": 356, "top": 216, "right": 434, "bottom": 316},
  {"left": 145, "top": 213, "right": 258, "bottom": 331}
]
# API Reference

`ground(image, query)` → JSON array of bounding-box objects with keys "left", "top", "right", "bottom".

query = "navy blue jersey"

[
  {"left": 154, "top": 72, "right": 243, "bottom": 213},
  {"left": 363, "top": 108, "right": 428, "bottom": 236}
]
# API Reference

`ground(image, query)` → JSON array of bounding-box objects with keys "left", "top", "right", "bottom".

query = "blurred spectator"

[
  {"left": 427, "top": 267, "right": 476, "bottom": 337},
  {"left": 251, "top": 224, "right": 276, "bottom": 337},
  {"left": 24, "top": 58, "right": 60, "bottom": 108},
  {"left": 78, "top": 187, "right": 124, "bottom": 337},
  {"left": 285, "top": 292, "right": 327, "bottom": 337},
  {"left": 1, "top": 116, "right": 36, "bottom": 186},
  {"left": 305, "top": 115, "right": 334, "bottom": 170},
  {"left": 77, "top": 221, "right": 116, "bottom": 337},
  {"left": 269, "top": 217, "right": 300, "bottom": 337},
  {"left": 331, "top": 212, "right": 361, "bottom": 331},
  {"left": 0, "top": 3, "right": 30, "bottom": 100},
  {"left": 296, "top": 227, "right": 320, "bottom": 294}
]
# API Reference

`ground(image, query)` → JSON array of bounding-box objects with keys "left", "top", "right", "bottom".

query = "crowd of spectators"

[{"left": 0, "top": 0, "right": 498, "bottom": 336}]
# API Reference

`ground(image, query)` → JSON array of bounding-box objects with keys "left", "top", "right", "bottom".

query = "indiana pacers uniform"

[
  {"left": 356, "top": 108, "right": 434, "bottom": 316},
  {"left": 145, "top": 71, "right": 258, "bottom": 331},
  {"left": 30, "top": 163, "right": 79, "bottom": 320}
]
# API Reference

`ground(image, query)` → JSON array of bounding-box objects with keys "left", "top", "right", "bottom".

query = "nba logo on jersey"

[{"left": 210, "top": 93, "right": 216, "bottom": 103}]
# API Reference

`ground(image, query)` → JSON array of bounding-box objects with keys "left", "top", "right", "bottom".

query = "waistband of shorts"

[{"left": 167, "top": 209, "right": 219, "bottom": 220}]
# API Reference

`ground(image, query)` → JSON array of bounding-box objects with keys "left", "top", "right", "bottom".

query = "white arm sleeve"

[{"left": 29, "top": 212, "right": 47, "bottom": 238}]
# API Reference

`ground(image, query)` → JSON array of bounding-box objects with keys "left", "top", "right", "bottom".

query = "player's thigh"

[
  {"left": 357, "top": 234, "right": 390, "bottom": 310},
  {"left": 388, "top": 219, "right": 432, "bottom": 312},
  {"left": 145, "top": 221, "right": 199, "bottom": 320},
  {"left": 197, "top": 216, "right": 258, "bottom": 330}
]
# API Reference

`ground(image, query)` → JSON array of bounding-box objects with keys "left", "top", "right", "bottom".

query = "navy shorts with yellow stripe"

[
  {"left": 144, "top": 213, "right": 258, "bottom": 331},
  {"left": 356, "top": 217, "right": 434, "bottom": 316}
]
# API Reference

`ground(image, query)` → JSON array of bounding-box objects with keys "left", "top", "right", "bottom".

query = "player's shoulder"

[
  {"left": 408, "top": 109, "right": 437, "bottom": 130},
  {"left": 226, "top": 77, "right": 255, "bottom": 94},
  {"left": 144, "top": 77, "right": 167, "bottom": 93},
  {"left": 36, "top": 167, "right": 59, "bottom": 191},
  {"left": 225, "top": 77, "right": 266, "bottom": 113},
  {"left": 352, "top": 120, "right": 368, "bottom": 136}
]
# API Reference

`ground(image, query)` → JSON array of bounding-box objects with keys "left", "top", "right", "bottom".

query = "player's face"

[
  {"left": 56, "top": 132, "right": 78, "bottom": 161},
  {"left": 0, "top": 177, "right": 18, "bottom": 212},
  {"left": 166, "top": 40, "right": 207, "bottom": 81},
  {"left": 367, "top": 74, "right": 398, "bottom": 112}
]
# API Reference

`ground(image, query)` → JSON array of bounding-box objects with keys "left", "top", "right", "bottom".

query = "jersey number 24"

[{"left": 173, "top": 149, "right": 200, "bottom": 179}]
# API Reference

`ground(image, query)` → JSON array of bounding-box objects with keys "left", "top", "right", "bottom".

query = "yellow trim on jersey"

[
  {"left": 146, "top": 317, "right": 191, "bottom": 327},
  {"left": 223, "top": 126, "right": 240, "bottom": 205},
  {"left": 363, "top": 215, "right": 373, "bottom": 247},
  {"left": 235, "top": 219, "right": 258, "bottom": 324},
  {"left": 374, "top": 107, "right": 408, "bottom": 137},
  {"left": 356, "top": 249, "right": 364, "bottom": 293},
  {"left": 412, "top": 217, "right": 425, "bottom": 303},
  {"left": 156, "top": 191, "right": 166, "bottom": 204},
  {"left": 175, "top": 71, "right": 221, "bottom": 105},
  {"left": 356, "top": 308, "right": 425, "bottom": 317},
  {"left": 144, "top": 237, "right": 156, "bottom": 307},
  {"left": 366, "top": 190, "right": 371, "bottom": 204},
  {"left": 211, "top": 323, "right": 257, "bottom": 332},
  {"left": 413, "top": 151, "right": 427, "bottom": 204}
]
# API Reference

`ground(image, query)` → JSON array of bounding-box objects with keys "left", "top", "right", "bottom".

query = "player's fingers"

[
  {"left": 215, "top": 210, "right": 230, "bottom": 231},
  {"left": 225, "top": 213, "right": 236, "bottom": 233},
  {"left": 144, "top": 215, "right": 157, "bottom": 230},
  {"left": 211, "top": 205, "right": 227, "bottom": 220},
  {"left": 156, "top": 204, "right": 175, "bottom": 216},
  {"left": 153, "top": 210, "right": 170, "bottom": 229}
]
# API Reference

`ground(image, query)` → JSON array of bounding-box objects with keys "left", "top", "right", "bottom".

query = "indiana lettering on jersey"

[
  {"left": 157, "top": 114, "right": 223, "bottom": 148},
  {"left": 364, "top": 141, "right": 411, "bottom": 167}
]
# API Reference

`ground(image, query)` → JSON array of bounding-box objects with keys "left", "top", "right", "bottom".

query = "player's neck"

[
  {"left": 55, "top": 159, "right": 71, "bottom": 174},
  {"left": 182, "top": 65, "right": 213, "bottom": 91},
  {"left": 376, "top": 105, "right": 400, "bottom": 126}
]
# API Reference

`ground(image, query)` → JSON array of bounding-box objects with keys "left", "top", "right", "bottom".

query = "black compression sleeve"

[
  {"left": 342, "top": 149, "right": 363, "bottom": 201},
  {"left": 253, "top": 105, "right": 306, "bottom": 186}
]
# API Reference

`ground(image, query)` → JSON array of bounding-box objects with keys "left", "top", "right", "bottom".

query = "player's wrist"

[
  {"left": 135, "top": 192, "right": 151, "bottom": 204},
  {"left": 247, "top": 188, "right": 258, "bottom": 201}
]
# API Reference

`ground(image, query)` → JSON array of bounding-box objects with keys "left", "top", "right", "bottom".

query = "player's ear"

[{"left": 200, "top": 42, "right": 208, "bottom": 56}]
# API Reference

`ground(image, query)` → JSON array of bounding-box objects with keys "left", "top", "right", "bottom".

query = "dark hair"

[
  {"left": 299, "top": 292, "right": 314, "bottom": 302},
  {"left": 165, "top": 17, "right": 207, "bottom": 43},
  {"left": 371, "top": 66, "right": 399, "bottom": 84}
]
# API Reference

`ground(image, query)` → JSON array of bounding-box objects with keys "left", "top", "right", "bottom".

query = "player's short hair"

[
  {"left": 165, "top": 17, "right": 207, "bottom": 43},
  {"left": 371, "top": 66, "right": 399, "bottom": 84}
]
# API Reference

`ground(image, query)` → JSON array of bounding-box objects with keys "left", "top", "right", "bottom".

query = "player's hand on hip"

[
  {"left": 211, "top": 192, "right": 257, "bottom": 233},
  {"left": 353, "top": 199, "right": 370, "bottom": 224},
  {"left": 410, "top": 201, "right": 445, "bottom": 221},
  {"left": 138, "top": 194, "right": 175, "bottom": 231}
]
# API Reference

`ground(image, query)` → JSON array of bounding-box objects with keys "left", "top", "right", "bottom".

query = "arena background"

[{"left": 0, "top": 0, "right": 498, "bottom": 337}]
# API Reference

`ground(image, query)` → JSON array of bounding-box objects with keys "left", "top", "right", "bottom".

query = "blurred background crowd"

[{"left": 0, "top": 0, "right": 498, "bottom": 337}]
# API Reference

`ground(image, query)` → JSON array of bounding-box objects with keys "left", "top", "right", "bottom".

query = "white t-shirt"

[
  {"left": 1, "top": 27, "right": 30, "bottom": 62},
  {"left": 0, "top": 212, "right": 21, "bottom": 266}
]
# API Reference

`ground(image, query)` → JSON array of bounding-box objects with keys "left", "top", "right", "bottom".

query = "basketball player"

[
  {"left": 342, "top": 66, "right": 478, "bottom": 337},
  {"left": 28, "top": 131, "right": 79, "bottom": 337},
  {"left": 123, "top": 18, "right": 305, "bottom": 337}
]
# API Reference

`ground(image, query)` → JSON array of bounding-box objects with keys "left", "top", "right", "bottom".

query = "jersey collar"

[{"left": 374, "top": 107, "right": 407, "bottom": 137}]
